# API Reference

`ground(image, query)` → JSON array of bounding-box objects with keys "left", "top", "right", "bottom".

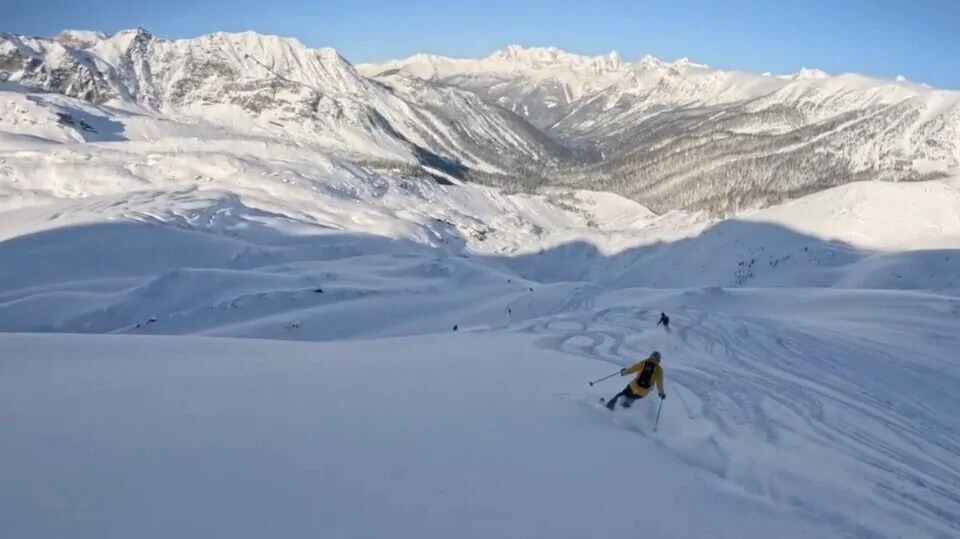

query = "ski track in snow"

[{"left": 506, "top": 292, "right": 960, "bottom": 539}]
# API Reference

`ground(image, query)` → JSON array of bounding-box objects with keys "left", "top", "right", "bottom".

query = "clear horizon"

[{"left": 7, "top": 0, "right": 959, "bottom": 89}]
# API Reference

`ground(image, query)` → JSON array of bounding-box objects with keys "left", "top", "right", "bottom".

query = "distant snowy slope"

[
  {"left": 738, "top": 178, "right": 960, "bottom": 251},
  {"left": 499, "top": 177, "right": 960, "bottom": 290},
  {"left": 0, "top": 123, "right": 652, "bottom": 335},
  {"left": 1, "top": 113, "right": 958, "bottom": 337},
  {"left": 0, "top": 84, "right": 237, "bottom": 149}
]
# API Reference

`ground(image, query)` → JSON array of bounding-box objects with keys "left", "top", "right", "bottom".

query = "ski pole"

[
  {"left": 653, "top": 399, "right": 664, "bottom": 432},
  {"left": 588, "top": 371, "right": 620, "bottom": 386}
]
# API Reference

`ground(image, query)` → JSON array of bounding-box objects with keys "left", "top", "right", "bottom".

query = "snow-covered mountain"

[
  {"left": 362, "top": 45, "right": 630, "bottom": 128},
  {"left": 7, "top": 27, "right": 960, "bottom": 215},
  {"left": 362, "top": 46, "right": 960, "bottom": 214},
  {"left": 0, "top": 29, "right": 578, "bottom": 181}
]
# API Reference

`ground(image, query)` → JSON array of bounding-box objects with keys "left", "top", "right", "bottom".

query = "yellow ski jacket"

[{"left": 622, "top": 356, "right": 665, "bottom": 397}]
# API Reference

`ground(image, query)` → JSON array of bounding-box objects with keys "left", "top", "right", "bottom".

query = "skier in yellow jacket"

[{"left": 604, "top": 351, "right": 666, "bottom": 410}]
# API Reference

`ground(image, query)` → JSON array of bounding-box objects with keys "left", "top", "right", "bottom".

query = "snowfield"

[
  {"left": 3, "top": 80, "right": 960, "bottom": 538},
  {"left": 3, "top": 293, "right": 960, "bottom": 539},
  {"left": 0, "top": 332, "right": 832, "bottom": 539}
]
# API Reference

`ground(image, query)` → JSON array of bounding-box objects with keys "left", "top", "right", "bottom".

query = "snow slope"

[
  {"left": 0, "top": 120, "right": 654, "bottom": 336},
  {"left": 2, "top": 119, "right": 960, "bottom": 336},
  {"left": 3, "top": 287, "right": 959, "bottom": 539}
]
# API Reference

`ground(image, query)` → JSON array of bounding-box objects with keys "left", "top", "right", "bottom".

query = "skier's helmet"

[{"left": 650, "top": 350, "right": 661, "bottom": 361}]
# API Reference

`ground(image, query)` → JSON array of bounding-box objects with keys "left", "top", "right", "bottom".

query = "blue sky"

[{"left": 7, "top": 0, "right": 959, "bottom": 88}]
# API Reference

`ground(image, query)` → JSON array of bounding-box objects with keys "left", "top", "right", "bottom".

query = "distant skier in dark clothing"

[{"left": 657, "top": 312, "right": 669, "bottom": 329}]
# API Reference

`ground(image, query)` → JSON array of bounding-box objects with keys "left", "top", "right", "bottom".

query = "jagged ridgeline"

[{"left": 3, "top": 29, "right": 959, "bottom": 216}]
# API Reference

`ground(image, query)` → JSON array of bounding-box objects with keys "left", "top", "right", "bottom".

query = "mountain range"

[{"left": 2, "top": 27, "right": 959, "bottom": 215}]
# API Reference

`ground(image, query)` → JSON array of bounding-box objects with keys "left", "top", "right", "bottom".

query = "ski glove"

[{"left": 659, "top": 393, "right": 666, "bottom": 399}]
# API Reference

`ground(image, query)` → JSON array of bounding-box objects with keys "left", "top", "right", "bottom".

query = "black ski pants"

[{"left": 606, "top": 384, "right": 645, "bottom": 409}]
